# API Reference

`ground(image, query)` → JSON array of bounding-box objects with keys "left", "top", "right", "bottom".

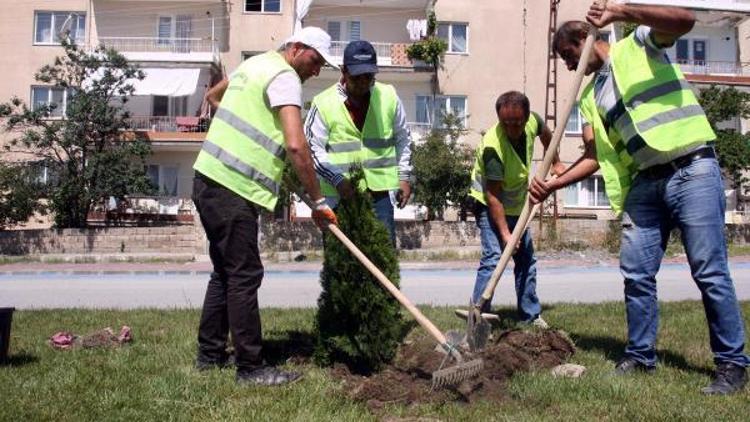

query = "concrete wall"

[
  {"left": 4, "top": 220, "right": 750, "bottom": 256},
  {"left": 220, "top": 0, "right": 295, "bottom": 73},
  {"left": 0, "top": 225, "right": 201, "bottom": 255}
]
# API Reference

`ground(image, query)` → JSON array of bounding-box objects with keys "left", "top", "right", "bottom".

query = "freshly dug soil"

[{"left": 330, "top": 329, "right": 576, "bottom": 409}]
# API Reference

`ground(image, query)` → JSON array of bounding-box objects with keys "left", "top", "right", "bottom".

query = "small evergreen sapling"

[{"left": 313, "top": 171, "right": 406, "bottom": 373}]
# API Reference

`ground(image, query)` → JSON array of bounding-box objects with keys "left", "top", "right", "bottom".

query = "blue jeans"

[
  {"left": 471, "top": 204, "right": 541, "bottom": 321},
  {"left": 620, "top": 157, "right": 749, "bottom": 367},
  {"left": 372, "top": 192, "right": 396, "bottom": 247},
  {"left": 327, "top": 191, "right": 396, "bottom": 246}
]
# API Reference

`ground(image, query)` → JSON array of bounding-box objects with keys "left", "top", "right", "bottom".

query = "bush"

[{"left": 313, "top": 171, "right": 407, "bottom": 373}]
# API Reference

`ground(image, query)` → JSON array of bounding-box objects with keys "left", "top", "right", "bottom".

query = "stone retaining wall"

[
  {"left": 0, "top": 226, "right": 201, "bottom": 255},
  {"left": 2, "top": 220, "right": 750, "bottom": 255}
]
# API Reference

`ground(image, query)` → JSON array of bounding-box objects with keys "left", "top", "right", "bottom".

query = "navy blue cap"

[{"left": 343, "top": 40, "right": 379, "bottom": 76}]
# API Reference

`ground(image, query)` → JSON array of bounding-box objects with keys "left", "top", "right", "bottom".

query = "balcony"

[
  {"left": 677, "top": 59, "right": 750, "bottom": 85},
  {"left": 328, "top": 41, "right": 427, "bottom": 69},
  {"left": 678, "top": 59, "right": 750, "bottom": 75},
  {"left": 97, "top": 37, "right": 218, "bottom": 63},
  {"left": 128, "top": 116, "right": 210, "bottom": 133},
  {"left": 625, "top": 0, "right": 750, "bottom": 13}
]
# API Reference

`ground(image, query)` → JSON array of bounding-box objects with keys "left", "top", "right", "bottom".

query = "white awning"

[{"left": 132, "top": 68, "right": 201, "bottom": 97}]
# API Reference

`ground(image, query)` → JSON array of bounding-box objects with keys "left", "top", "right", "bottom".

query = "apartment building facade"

[{"left": 1, "top": 0, "right": 748, "bottom": 224}]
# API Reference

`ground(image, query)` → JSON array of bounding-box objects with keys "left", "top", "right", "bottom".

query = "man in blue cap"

[{"left": 305, "top": 40, "right": 412, "bottom": 245}]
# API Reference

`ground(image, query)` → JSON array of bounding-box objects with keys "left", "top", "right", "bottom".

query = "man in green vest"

[
  {"left": 305, "top": 40, "right": 412, "bottom": 246},
  {"left": 469, "top": 91, "right": 563, "bottom": 328},
  {"left": 529, "top": 2, "right": 748, "bottom": 394},
  {"left": 192, "top": 27, "right": 339, "bottom": 386}
]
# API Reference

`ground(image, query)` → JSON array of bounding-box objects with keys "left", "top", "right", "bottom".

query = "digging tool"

[
  {"left": 293, "top": 187, "right": 483, "bottom": 389},
  {"left": 465, "top": 21, "right": 601, "bottom": 351}
]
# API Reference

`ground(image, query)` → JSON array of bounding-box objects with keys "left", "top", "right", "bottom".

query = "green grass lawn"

[{"left": 1, "top": 302, "right": 749, "bottom": 421}]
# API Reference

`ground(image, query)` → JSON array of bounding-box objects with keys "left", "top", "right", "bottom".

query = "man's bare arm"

[{"left": 587, "top": 1, "right": 694, "bottom": 45}]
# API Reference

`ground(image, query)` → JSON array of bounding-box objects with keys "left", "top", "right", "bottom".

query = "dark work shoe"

[
  {"left": 195, "top": 354, "right": 235, "bottom": 371},
  {"left": 614, "top": 357, "right": 656, "bottom": 376},
  {"left": 236, "top": 366, "right": 302, "bottom": 386},
  {"left": 701, "top": 363, "right": 748, "bottom": 395}
]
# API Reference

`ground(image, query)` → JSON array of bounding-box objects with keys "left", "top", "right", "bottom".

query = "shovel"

[
  {"left": 465, "top": 23, "right": 600, "bottom": 351},
  {"left": 294, "top": 187, "right": 483, "bottom": 389}
]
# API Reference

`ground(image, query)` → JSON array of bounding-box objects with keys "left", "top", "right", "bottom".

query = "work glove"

[{"left": 311, "top": 197, "right": 338, "bottom": 229}]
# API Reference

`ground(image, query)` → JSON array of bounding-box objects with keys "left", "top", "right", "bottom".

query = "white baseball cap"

[{"left": 283, "top": 27, "right": 339, "bottom": 69}]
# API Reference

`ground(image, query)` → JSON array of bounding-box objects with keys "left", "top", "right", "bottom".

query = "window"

[
  {"left": 416, "top": 95, "right": 468, "bottom": 128},
  {"left": 673, "top": 38, "right": 707, "bottom": 64},
  {"left": 27, "top": 161, "right": 57, "bottom": 186},
  {"left": 147, "top": 164, "right": 179, "bottom": 196},
  {"left": 327, "top": 21, "right": 341, "bottom": 41},
  {"left": 565, "top": 103, "right": 584, "bottom": 135},
  {"left": 245, "top": 0, "right": 281, "bottom": 13},
  {"left": 241, "top": 51, "right": 262, "bottom": 61},
  {"left": 157, "top": 16, "right": 173, "bottom": 44},
  {"left": 34, "top": 11, "right": 85, "bottom": 45},
  {"left": 153, "top": 96, "right": 169, "bottom": 116},
  {"left": 348, "top": 21, "right": 361, "bottom": 42},
  {"left": 326, "top": 20, "right": 360, "bottom": 42},
  {"left": 564, "top": 175, "right": 610, "bottom": 208},
  {"left": 437, "top": 23, "right": 468, "bottom": 53},
  {"left": 31, "top": 86, "right": 75, "bottom": 117}
]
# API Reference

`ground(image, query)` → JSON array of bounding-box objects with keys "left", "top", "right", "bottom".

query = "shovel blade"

[{"left": 467, "top": 304, "right": 491, "bottom": 352}]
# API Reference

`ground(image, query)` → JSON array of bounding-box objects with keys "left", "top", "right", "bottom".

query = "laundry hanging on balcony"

[
  {"left": 406, "top": 19, "right": 427, "bottom": 41},
  {"left": 131, "top": 68, "right": 202, "bottom": 97},
  {"left": 294, "top": 0, "right": 313, "bottom": 34}
]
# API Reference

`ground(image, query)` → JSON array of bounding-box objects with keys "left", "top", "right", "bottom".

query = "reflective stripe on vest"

[
  {"left": 312, "top": 82, "right": 400, "bottom": 198},
  {"left": 213, "top": 108, "right": 286, "bottom": 160},
  {"left": 469, "top": 119, "right": 538, "bottom": 216},
  {"left": 193, "top": 51, "right": 295, "bottom": 211},
  {"left": 609, "top": 33, "right": 715, "bottom": 156},
  {"left": 580, "top": 84, "right": 633, "bottom": 216}
]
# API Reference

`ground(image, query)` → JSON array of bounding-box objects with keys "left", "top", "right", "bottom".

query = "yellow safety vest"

[
  {"left": 312, "top": 82, "right": 400, "bottom": 198},
  {"left": 193, "top": 51, "right": 296, "bottom": 211},
  {"left": 469, "top": 118, "right": 539, "bottom": 216},
  {"left": 580, "top": 32, "right": 716, "bottom": 215}
]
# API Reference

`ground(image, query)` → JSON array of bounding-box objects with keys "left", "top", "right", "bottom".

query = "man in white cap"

[{"left": 193, "top": 27, "right": 338, "bottom": 386}]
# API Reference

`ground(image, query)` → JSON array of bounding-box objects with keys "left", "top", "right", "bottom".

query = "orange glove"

[{"left": 311, "top": 198, "right": 338, "bottom": 229}]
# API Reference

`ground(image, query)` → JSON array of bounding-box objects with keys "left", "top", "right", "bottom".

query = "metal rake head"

[{"left": 431, "top": 357, "right": 483, "bottom": 389}]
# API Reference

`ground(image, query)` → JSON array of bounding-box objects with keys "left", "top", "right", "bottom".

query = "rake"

[
  {"left": 465, "top": 22, "right": 601, "bottom": 352},
  {"left": 294, "top": 187, "right": 483, "bottom": 389}
]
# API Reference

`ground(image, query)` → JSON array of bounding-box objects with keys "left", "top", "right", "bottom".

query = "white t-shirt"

[{"left": 266, "top": 71, "right": 302, "bottom": 109}]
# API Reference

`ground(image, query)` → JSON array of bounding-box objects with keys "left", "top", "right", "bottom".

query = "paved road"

[{"left": 2, "top": 262, "right": 750, "bottom": 309}]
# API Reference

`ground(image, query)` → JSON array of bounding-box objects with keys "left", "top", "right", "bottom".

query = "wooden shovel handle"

[
  {"left": 295, "top": 189, "right": 448, "bottom": 345},
  {"left": 479, "top": 27, "right": 598, "bottom": 304}
]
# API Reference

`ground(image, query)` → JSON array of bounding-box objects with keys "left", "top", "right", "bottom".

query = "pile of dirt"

[{"left": 330, "top": 329, "right": 575, "bottom": 409}]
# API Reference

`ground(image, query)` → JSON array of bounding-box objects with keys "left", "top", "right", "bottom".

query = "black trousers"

[{"left": 193, "top": 173, "right": 264, "bottom": 371}]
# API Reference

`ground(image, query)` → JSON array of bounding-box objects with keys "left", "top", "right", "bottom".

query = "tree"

[
  {"left": 0, "top": 39, "right": 153, "bottom": 228},
  {"left": 0, "top": 163, "right": 45, "bottom": 229},
  {"left": 697, "top": 85, "right": 750, "bottom": 193},
  {"left": 411, "top": 114, "right": 474, "bottom": 220},
  {"left": 314, "top": 170, "right": 406, "bottom": 374}
]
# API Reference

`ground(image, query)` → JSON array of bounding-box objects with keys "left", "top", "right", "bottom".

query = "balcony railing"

[
  {"left": 128, "top": 116, "right": 210, "bottom": 132},
  {"left": 329, "top": 41, "right": 424, "bottom": 67},
  {"left": 98, "top": 37, "right": 217, "bottom": 54},
  {"left": 677, "top": 59, "right": 750, "bottom": 76}
]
